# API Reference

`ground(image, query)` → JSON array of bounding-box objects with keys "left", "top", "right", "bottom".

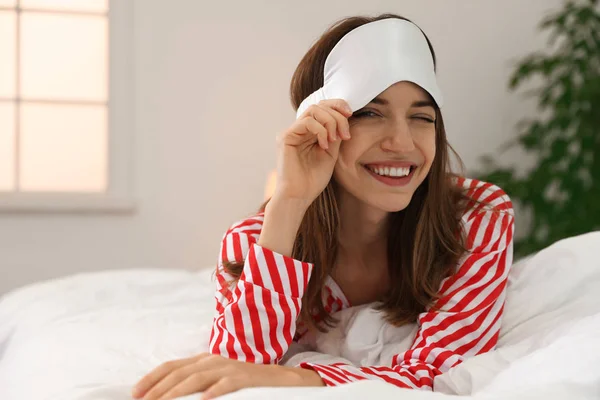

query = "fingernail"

[
  {"left": 344, "top": 105, "right": 353, "bottom": 114},
  {"left": 343, "top": 130, "right": 351, "bottom": 139}
]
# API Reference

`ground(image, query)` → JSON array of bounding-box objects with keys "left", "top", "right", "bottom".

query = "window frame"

[{"left": 0, "top": 0, "right": 136, "bottom": 213}]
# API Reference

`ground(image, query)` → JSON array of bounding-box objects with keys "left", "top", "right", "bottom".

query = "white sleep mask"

[{"left": 296, "top": 18, "right": 443, "bottom": 118}]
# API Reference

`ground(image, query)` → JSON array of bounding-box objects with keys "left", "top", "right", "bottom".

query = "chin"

[{"left": 369, "top": 195, "right": 413, "bottom": 213}]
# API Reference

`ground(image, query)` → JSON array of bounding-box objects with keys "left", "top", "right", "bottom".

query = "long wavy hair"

[{"left": 225, "top": 13, "right": 473, "bottom": 332}]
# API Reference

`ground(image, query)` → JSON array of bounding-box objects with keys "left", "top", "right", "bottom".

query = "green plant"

[{"left": 477, "top": 0, "right": 600, "bottom": 257}]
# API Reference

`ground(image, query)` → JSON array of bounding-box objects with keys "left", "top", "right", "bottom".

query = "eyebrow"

[
  {"left": 411, "top": 100, "right": 436, "bottom": 109},
  {"left": 368, "top": 97, "right": 435, "bottom": 109}
]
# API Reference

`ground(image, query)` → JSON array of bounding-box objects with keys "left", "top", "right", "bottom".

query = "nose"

[{"left": 380, "top": 119, "right": 415, "bottom": 153}]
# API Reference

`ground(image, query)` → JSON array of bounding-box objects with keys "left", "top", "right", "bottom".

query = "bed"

[{"left": 1, "top": 232, "right": 599, "bottom": 400}]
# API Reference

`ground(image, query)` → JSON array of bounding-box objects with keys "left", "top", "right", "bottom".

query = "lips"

[
  {"left": 365, "top": 165, "right": 413, "bottom": 178},
  {"left": 363, "top": 161, "right": 417, "bottom": 169},
  {"left": 362, "top": 161, "right": 418, "bottom": 187},
  {"left": 363, "top": 161, "right": 417, "bottom": 176}
]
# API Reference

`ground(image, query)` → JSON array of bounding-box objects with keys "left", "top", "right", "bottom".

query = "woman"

[{"left": 133, "top": 13, "right": 514, "bottom": 400}]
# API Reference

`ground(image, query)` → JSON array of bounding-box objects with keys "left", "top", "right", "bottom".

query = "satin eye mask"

[{"left": 296, "top": 18, "right": 443, "bottom": 119}]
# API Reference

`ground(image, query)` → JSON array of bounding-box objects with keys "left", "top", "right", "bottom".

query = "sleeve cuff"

[
  {"left": 240, "top": 243, "right": 313, "bottom": 298},
  {"left": 300, "top": 362, "right": 355, "bottom": 386}
]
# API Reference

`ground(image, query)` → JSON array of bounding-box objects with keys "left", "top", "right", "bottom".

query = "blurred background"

[{"left": 0, "top": 0, "right": 597, "bottom": 294}]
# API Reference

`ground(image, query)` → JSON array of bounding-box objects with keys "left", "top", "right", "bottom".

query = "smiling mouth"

[
  {"left": 364, "top": 164, "right": 416, "bottom": 178},
  {"left": 362, "top": 163, "right": 417, "bottom": 187}
]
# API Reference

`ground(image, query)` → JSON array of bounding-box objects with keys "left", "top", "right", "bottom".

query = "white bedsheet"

[{"left": 0, "top": 232, "right": 599, "bottom": 400}]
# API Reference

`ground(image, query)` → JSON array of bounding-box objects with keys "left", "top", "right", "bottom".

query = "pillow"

[
  {"left": 499, "top": 231, "right": 600, "bottom": 345},
  {"left": 434, "top": 231, "right": 600, "bottom": 395}
]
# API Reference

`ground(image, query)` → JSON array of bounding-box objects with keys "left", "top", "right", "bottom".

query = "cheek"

[
  {"left": 333, "top": 135, "right": 375, "bottom": 188},
  {"left": 417, "top": 131, "right": 436, "bottom": 167},
  {"left": 336, "top": 133, "right": 372, "bottom": 170}
]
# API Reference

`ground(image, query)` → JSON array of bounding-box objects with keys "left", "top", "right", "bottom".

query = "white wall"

[{"left": 0, "top": 0, "right": 562, "bottom": 294}]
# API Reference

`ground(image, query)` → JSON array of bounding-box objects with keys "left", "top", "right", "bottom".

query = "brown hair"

[{"left": 226, "top": 13, "right": 470, "bottom": 331}]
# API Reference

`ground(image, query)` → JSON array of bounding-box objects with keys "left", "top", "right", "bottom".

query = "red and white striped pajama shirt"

[{"left": 208, "top": 177, "right": 515, "bottom": 390}]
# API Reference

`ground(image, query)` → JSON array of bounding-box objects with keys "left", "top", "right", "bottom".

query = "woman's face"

[{"left": 333, "top": 81, "right": 437, "bottom": 213}]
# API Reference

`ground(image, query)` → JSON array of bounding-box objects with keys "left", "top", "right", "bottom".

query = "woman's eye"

[
  {"left": 412, "top": 115, "right": 435, "bottom": 123},
  {"left": 352, "top": 110, "right": 379, "bottom": 119}
]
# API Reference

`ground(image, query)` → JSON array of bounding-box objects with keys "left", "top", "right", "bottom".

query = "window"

[{"left": 0, "top": 0, "right": 134, "bottom": 212}]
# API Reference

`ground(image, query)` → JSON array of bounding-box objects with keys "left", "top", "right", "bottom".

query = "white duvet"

[{"left": 0, "top": 232, "right": 599, "bottom": 400}]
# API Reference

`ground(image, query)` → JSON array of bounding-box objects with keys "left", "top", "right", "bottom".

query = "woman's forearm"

[{"left": 258, "top": 196, "right": 308, "bottom": 257}]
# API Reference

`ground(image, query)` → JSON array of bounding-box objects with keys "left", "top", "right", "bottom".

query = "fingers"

[
  {"left": 301, "top": 101, "right": 352, "bottom": 149},
  {"left": 311, "top": 104, "right": 351, "bottom": 142},
  {"left": 132, "top": 354, "right": 210, "bottom": 399},
  {"left": 132, "top": 358, "right": 194, "bottom": 398},
  {"left": 298, "top": 99, "right": 353, "bottom": 119},
  {"left": 281, "top": 98, "right": 352, "bottom": 152},
  {"left": 322, "top": 98, "right": 354, "bottom": 119},
  {"left": 281, "top": 115, "right": 329, "bottom": 150},
  {"left": 202, "top": 376, "right": 241, "bottom": 400},
  {"left": 316, "top": 104, "right": 351, "bottom": 140},
  {"left": 304, "top": 117, "right": 329, "bottom": 149},
  {"left": 142, "top": 363, "right": 204, "bottom": 400},
  {"left": 160, "top": 369, "right": 224, "bottom": 400},
  {"left": 309, "top": 106, "right": 337, "bottom": 142}
]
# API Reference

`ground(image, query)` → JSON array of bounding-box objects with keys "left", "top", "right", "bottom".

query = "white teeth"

[{"left": 368, "top": 166, "right": 412, "bottom": 177}]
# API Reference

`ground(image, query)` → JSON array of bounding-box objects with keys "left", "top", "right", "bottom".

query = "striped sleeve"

[
  {"left": 208, "top": 214, "right": 313, "bottom": 364},
  {"left": 300, "top": 182, "right": 515, "bottom": 389}
]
